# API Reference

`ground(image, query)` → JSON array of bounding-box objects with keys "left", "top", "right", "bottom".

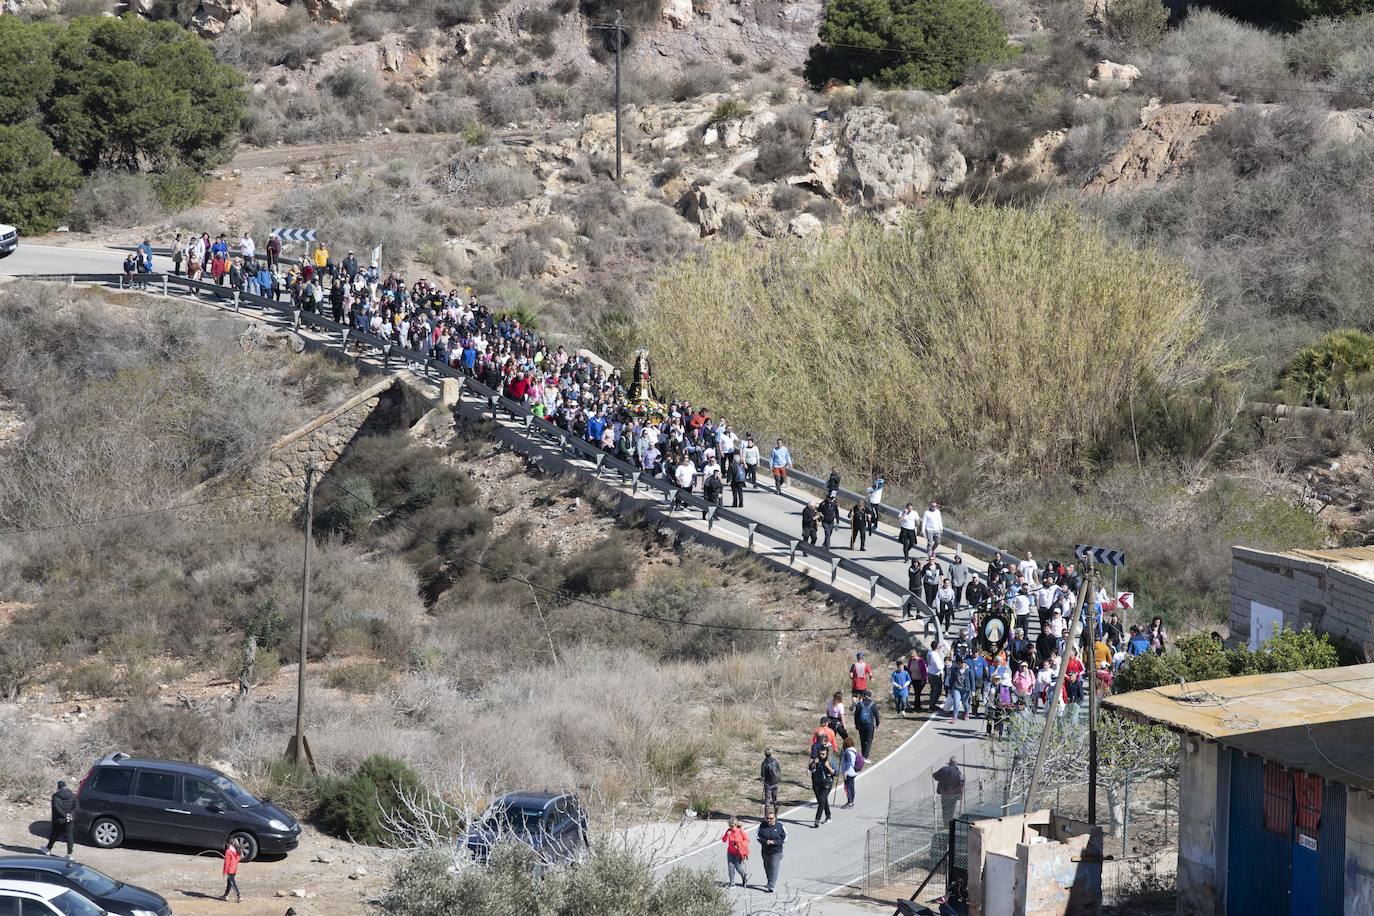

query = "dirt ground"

[{"left": 0, "top": 801, "right": 399, "bottom": 916}]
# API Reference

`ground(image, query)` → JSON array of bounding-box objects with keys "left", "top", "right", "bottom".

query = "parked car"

[
  {"left": 74, "top": 754, "right": 300, "bottom": 862},
  {"left": 0, "top": 225, "right": 16, "bottom": 259},
  {"left": 464, "top": 792, "right": 588, "bottom": 869},
  {"left": 0, "top": 857, "right": 168, "bottom": 916},
  {"left": 0, "top": 878, "right": 107, "bottom": 916}
]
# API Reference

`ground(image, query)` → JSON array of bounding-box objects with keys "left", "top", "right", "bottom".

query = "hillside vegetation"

[{"left": 641, "top": 201, "right": 1205, "bottom": 477}]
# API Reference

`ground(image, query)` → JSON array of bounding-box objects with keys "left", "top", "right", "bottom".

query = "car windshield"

[
  {"left": 484, "top": 804, "right": 544, "bottom": 835},
  {"left": 213, "top": 775, "right": 260, "bottom": 808},
  {"left": 65, "top": 863, "right": 118, "bottom": 896},
  {"left": 50, "top": 890, "right": 105, "bottom": 916}
]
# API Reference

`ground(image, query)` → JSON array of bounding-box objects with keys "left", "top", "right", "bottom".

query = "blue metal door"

[
  {"left": 1227, "top": 751, "right": 1293, "bottom": 916},
  {"left": 1316, "top": 781, "right": 1346, "bottom": 916}
]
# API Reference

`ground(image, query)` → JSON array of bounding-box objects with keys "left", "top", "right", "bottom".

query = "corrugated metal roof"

[{"left": 1104, "top": 664, "right": 1374, "bottom": 792}]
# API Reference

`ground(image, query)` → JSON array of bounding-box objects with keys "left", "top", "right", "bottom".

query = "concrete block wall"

[
  {"left": 1177, "top": 740, "right": 1222, "bottom": 916},
  {"left": 1345, "top": 789, "right": 1374, "bottom": 916},
  {"left": 1230, "top": 547, "right": 1374, "bottom": 649}
]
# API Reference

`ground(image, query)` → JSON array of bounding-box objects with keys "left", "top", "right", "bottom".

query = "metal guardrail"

[{"left": 18, "top": 270, "right": 1027, "bottom": 637}]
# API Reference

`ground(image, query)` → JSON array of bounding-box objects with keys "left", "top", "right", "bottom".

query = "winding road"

[{"left": 2, "top": 245, "right": 1010, "bottom": 914}]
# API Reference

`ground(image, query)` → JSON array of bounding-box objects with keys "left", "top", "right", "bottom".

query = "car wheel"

[
  {"left": 90, "top": 817, "right": 123, "bottom": 849},
  {"left": 228, "top": 831, "right": 259, "bottom": 862}
]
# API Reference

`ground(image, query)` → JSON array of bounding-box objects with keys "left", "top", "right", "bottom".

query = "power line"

[
  {"left": 0, "top": 490, "right": 263, "bottom": 538},
  {"left": 314, "top": 467, "right": 856, "bottom": 635}
]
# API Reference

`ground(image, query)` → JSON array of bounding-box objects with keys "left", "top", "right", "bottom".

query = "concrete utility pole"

[
  {"left": 288, "top": 462, "right": 317, "bottom": 772},
  {"left": 1024, "top": 572, "right": 1092, "bottom": 818},
  {"left": 614, "top": 9, "right": 624, "bottom": 182}
]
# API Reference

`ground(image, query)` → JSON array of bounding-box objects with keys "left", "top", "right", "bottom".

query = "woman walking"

[
  {"left": 840, "top": 736, "right": 859, "bottom": 809},
  {"left": 721, "top": 817, "right": 750, "bottom": 888},
  {"left": 898, "top": 503, "right": 919, "bottom": 560},
  {"left": 809, "top": 747, "right": 836, "bottom": 827}
]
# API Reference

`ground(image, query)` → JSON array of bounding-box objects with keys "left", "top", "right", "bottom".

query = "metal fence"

[{"left": 865, "top": 745, "right": 1180, "bottom": 912}]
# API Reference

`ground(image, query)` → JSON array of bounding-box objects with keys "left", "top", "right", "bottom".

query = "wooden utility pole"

[
  {"left": 1024, "top": 573, "right": 1092, "bottom": 817},
  {"left": 614, "top": 10, "right": 623, "bottom": 182},
  {"left": 287, "top": 463, "right": 317, "bottom": 772},
  {"left": 1087, "top": 565, "right": 1100, "bottom": 825}
]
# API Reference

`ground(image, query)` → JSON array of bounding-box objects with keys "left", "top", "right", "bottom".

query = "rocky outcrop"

[
  {"left": 995, "top": 128, "right": 1066, "bottom": 184},
  {"left": 1085, "top": 101, "right": 1229, "bottom": 194},
  {"left": 188, "top": 0, "right": 255, "bottom": 35},
  {"left": 303, "top": 0, "right": 355, "bottom": 21},
  {"left": 662, "top": 0, "right": 694, "bottom": 28},
  {"left": 1088, "top": 60, "right": 1141, "bottom": 89},
  {"left": 677, "top": 183, "right": 727, "bottom": 236},
  {"left": 804, "top": 106, "right": 967, "bottom": 202}
]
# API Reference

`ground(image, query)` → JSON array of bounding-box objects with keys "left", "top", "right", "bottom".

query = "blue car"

[{"left": 464, "top": 792, "right": 589, "bottom": 869}]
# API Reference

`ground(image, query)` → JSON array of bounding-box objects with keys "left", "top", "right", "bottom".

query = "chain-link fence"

[{"left": 864, "top": 727, "right": 1181, "bottom": 913}]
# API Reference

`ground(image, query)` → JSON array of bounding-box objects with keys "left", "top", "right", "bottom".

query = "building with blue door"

[{"left": 1105, "top": 664, "right": 1374, "bottom": 916}]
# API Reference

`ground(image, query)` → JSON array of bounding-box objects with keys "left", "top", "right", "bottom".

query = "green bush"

[
  {"left": 1279, "top": 329, "right": 1374, "bottom": 407},
  {"left": 804, "top": 0, "right": 1009, "bottom": 90},
  {"left": 91, "top": 701, "right": 229, "bottom": 762},
  {"left": 246, "top": 597, "right": 288, "bottom": 652},
  {"left": 47, "top": 16, "right": 244, "bottom": 172},
  {"left": 0, "top": 124, "right": 82, "bottom": 234},
  {"left": 153, "top": 164, "right": 206, "bottom": 212},
  {"left": 317, "top": 754, "right": 432, "bottom": 846},
  {"left": 639, "top": 202, "right": 1206, "bottom": 476},
  {"left": 707, "top": 98, "right": 750, "bottom": 124},
  {"left": 326, "top": 660, "right": 395, "bottom": 694},
  {"left": 0, "top": 16, "right": 56, "bottom": 125},
  {"left": 1115, "top": 629, "right": 1340, "bottom": 693}
]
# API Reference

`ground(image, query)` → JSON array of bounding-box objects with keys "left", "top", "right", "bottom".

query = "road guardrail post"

[
  {"left": 789, "top": 540, "right": 800, "bottom": 564},
  {"left": 631, "top": 471, "right": 640, "bottom": 494},
  {"left": 233, "top": 291, "right": 240, "bottom": 312},
  {"left": 869, "top": 576, "right": 879, "bottom": 600},
  {"left": 163, "top": 276, "right": 168, "bottom": 297},
  {"left": 594, "top": 453, "right": 605, "bottom": 478},
  {"left": 830, "top": 557, "right": 840, "bottom": 583},
  {"left": 747, "top": 522, "right": 757, "bottom": 549},
  {"left": 706, "top": 506, "right": 717, "bottom": 529}
]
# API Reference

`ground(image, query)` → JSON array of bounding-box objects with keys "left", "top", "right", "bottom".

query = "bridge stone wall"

[{"left": 181, "top": 375, "right": 436, "bottom": 521}]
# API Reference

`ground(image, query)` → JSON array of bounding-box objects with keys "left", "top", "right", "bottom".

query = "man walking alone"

[
  {"left": 853, "top": 689, "right": 881, "bottom": 758},
  {"left": 759, "top": 749, "right": 781, "bottom": 813},
  {"left": 770, "top": 439, "right": 792, "bottom": 493},
  {"left": 45, "top": 780, "right": 76, "bottom": 858}
]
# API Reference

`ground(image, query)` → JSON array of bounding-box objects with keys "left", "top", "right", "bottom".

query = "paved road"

[
  {"left": 2, "top": 264, "right": 1014, "bottom": 913},
  {"left": 0, "top": 242, "right": 125, "bottom": 276}
]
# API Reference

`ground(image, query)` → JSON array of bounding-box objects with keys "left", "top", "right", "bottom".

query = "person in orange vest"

[
  {"left": 849, "top": 651, "right": 873, "bottom": 700},
  {"left": 722, "top": 817, "right": 750, "bottom": 888},
  {"left": 218, "top": 839, "right": 242, "bottom": 902}
]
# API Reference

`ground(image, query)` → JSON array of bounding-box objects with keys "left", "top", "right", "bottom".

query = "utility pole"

[
  {"left": 287, "top": 463, "right": 317, "bottom": 772},
  {"left": 614, "top": 9, "right": 623, "bottom": 182},
  {"left": 1087, "top": 564, "right": 1100, "bottom": 826},
  {"left": 1024, "top": 572, "right": 1092, "bottom": 819}
]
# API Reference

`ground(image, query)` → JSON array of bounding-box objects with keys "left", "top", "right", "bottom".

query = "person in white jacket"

[{"left": 920, "top": 502, "right": 944, "bottom": 555}]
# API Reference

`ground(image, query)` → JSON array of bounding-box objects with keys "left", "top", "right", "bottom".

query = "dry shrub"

[{"left": 637, "top": 202, "right": 1206, "bottom": 476}]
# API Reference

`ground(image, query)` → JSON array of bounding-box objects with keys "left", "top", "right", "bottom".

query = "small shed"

[{"left": 1104, "top": 663, "right": 1374, "bottom": 916}]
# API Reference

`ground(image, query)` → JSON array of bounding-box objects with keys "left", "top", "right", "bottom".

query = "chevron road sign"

[
  {"left": 1074, "top": 544, "right": 1127, "bottom": 567},
  {"left": 270, "top": 228, "right": 317, "bottom": 243}
]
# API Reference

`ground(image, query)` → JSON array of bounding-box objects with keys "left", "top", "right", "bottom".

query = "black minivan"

[{"left": 75, "top": 754, "right": 301, "bottom": 861}]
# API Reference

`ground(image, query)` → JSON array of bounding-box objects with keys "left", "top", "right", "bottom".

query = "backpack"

[
  {"left": 853, "top": 749, "right": 866, "bottom": 772},
  {"left": 855, "top": 700, "right": 874, "bottom": 727}
]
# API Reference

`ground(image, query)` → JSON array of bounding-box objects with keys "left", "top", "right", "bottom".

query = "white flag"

[{"left": 371, "top": 245, "right": 381, "bottom": 267}]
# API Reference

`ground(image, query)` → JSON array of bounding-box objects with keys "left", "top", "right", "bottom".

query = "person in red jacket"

[
  {"left": 219, "top": 839, "right": 242, "bottom": 902},
  {"left": 722, "top": 817, "right": 750, "bottom": 887},
  {"left": 849, "top": 651, "right": 873, "bottom": 699}
]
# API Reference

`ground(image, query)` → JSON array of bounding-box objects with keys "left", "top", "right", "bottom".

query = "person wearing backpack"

[
  {"left": 721, "top": 817, "right": 750, "bottom": 888},
  {"left": 759, "top": 749, "right": 781, "bottom": 813},
  {"left": 729, "top": 458, "right": 746, "bottom": 507},
  {"left": 848, "top": 651, "right": 873, "bottom": 700},
  {"left": 809, "top": 747, "right": 836, "bottom": 827},
  {"left": 853, "top": 689, "right": 881, "bottom": 758},
  {"left": 840, "top": 736, "right": 860, "bottom": 808}
]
